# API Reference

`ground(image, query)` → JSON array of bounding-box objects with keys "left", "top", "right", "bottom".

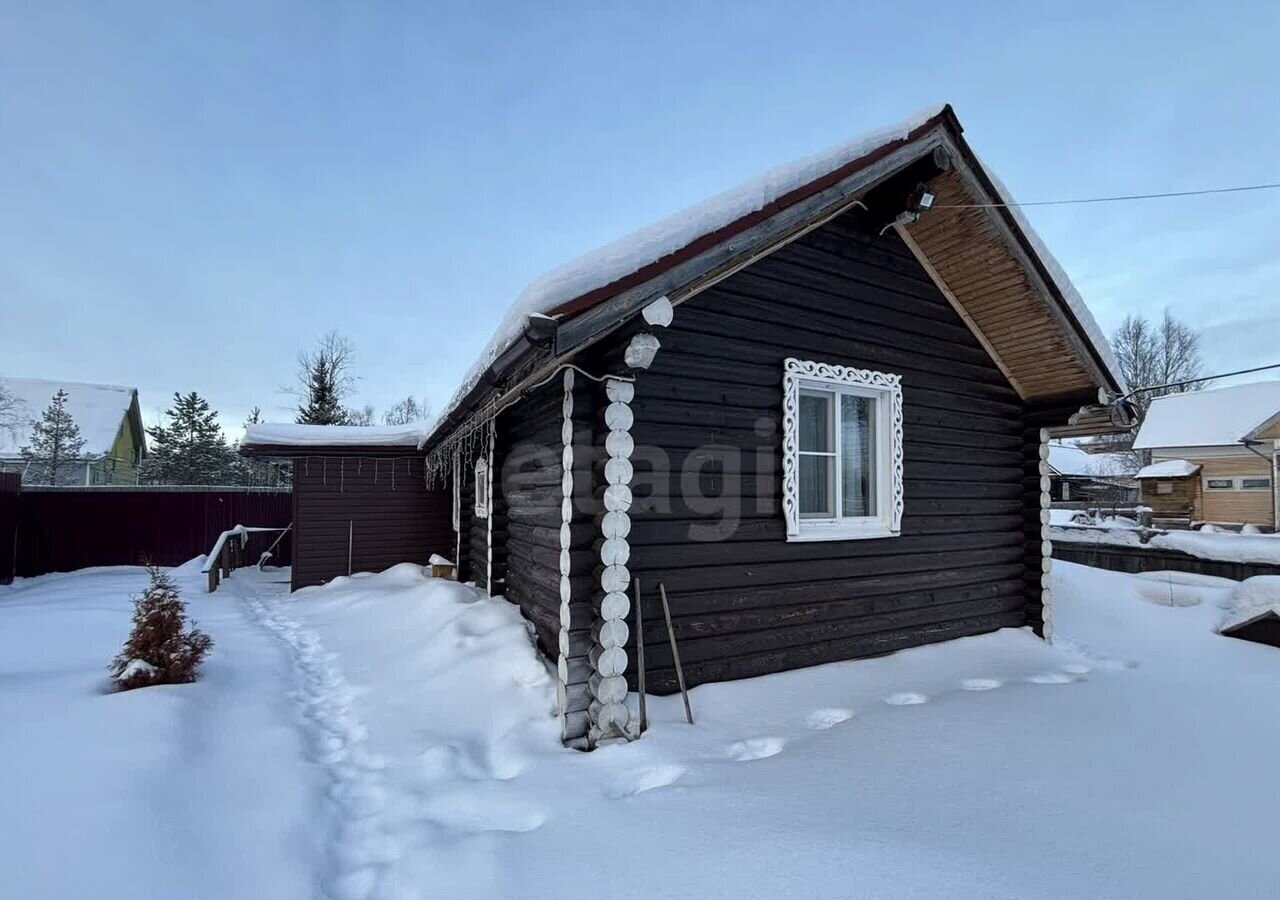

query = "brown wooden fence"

[{"left": 1, "top": 486, "right": 292, "bottom": 582}]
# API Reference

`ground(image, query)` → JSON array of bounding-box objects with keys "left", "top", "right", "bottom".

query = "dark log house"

[{"left": 267, "top": 105, "right": 1134, "bottom": 749}]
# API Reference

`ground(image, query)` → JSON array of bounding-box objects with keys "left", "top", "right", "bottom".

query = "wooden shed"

[
  {"left": 423, "top": 104, "right": 1131, "bottom": 748},
  {"left": 241, "top": 424, "right": 453, "bottom": 591}
]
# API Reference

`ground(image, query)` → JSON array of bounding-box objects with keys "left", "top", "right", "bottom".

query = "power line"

[
  {"left": 1118, "top": 361, "right": 1280, "bottom": 401},
  {"left": 934, "top": 181, "right": 1280, "bottom": 209}
]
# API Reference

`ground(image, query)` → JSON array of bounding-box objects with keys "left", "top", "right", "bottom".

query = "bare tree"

[
  {"left": 0, "top": 384, "right": 26, "bottom": 444},
  {"left": 382, "top": 395, "right": 430, "bottom": 426},
  {"left": 1108, "top": 310, "right": 1206, "bottom": 466},
  {"left": 345, "top": 403, "right": 377, "bottom": 426},
  {"left": 1112, "top": 310, "right": 1206, "bottom": 418},
  {"left": 294, "top": 331, "right": 357, "bottom": 425}
]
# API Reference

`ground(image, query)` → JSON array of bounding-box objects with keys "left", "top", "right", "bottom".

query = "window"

[
  {"left": 474, "top": 457, "right": 489, "bottom": 519},
  {"left": 1156, "top": 482, "right": 1174, "bottom": 495},
  {"left": 1205, "top": 476, "right": 1273, "bottom": 491},
  {"left": 782, "top": 358, "right": 903, "bottom": 541}
]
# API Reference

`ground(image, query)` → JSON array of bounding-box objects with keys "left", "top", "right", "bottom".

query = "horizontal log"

[{"left": 637, "top": 611, "right": 1026, "bottom": 693}]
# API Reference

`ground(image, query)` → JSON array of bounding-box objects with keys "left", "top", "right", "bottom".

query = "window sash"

[
  {"left": 1240, "top": 477, "right": 1272, "bottom": 491},
  {"left": 797, "top": 387, "right": 881, "bottom": 523}
]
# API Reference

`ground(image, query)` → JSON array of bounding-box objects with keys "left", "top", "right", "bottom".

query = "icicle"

[
  {"left": 340, "top": 457, "right": 345, "bottom": 493},
  {"left": 392, "top": 457, "right": 397, "bottom": 491},
  {"left": 323, "top": 457, "right": 328, "bottom": 486}
]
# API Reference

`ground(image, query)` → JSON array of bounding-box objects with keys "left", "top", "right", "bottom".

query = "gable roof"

[
  {"left": 1047, "top": 444, "right": 1136, "bottom": 478},
  {"left": 1132, "top": 381, "right": 1280, "bottom": 450},
  {"left": 427, "top": 104, "right": 1125, "bottom": 451},
  {"left": 0, "top": 376, "right": 140, "bottom": 458}
]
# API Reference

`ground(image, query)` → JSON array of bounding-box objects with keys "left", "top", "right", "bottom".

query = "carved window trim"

[
  {"left": 474, "top": 456, "right": 489, "bottom": 519},
  {"left": 781, "top": 357, "right": 903, "bottom": 541}
]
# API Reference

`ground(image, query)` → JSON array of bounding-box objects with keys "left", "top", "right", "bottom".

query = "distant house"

[
  {"left": 0, "top": 377, "right": 146, "bottom": 485},
  {"left": 1046, "top": 443, "right": 1137, "bottom": 503},
  {"left": 1132, "top": 381, "right": 1280, "bottom": 529}
]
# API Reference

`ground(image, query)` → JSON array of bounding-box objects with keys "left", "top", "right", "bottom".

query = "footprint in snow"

[
  {"left": 807, "top": 707, "right": 855, "bottom": 730},
  {"left": 726, "top": 737, "right": 786, "bottom": 761},
  {"left": 1028, "top": 672, "right": 1077, "bottom": 685},
  {"left": 884, "top": 692, "right": 929, "bottom": 706},
  {"left": 1062, "top": 663, "right": 1092, "bottom": 675},
  {"left": 606, "top": 764, "right": 686, "bottom": 798},
  {"left": 960, "top": 678, "right": 1003, "bottom": 691}
]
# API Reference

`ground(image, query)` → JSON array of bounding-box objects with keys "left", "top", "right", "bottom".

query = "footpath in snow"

[{"left": 3, "top": 560, "right": 1280, "bottom": 899}]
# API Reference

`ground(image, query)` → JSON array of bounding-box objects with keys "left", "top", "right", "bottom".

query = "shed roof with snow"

[
  {"left": 1047, "top": 444, "right": 1135, "bottom": 478},
  {"left": 1135, "top": 459, "right": 1201, "bottom": 479},
  {"left": 0, "top": 376, "right": 143, "bottom": 459},
  {"left": 241, "top": 422, "right": 433, "bottom": 456},
  {"left": 1133, "top": 381, "right": 1280, "bottom": 450}
]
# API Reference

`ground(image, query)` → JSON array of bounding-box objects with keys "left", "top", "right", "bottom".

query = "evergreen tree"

[
  {"left": 20, "top": 389, "right": 86, "bottom": 485},
  {"left": 110, "top": 565, "right": 213, "bottom": 691},
  {"left": 141, "top": 392, "right": 237, "bottom": 485},
  {"left": 295, "top": 332, "right": 356, "bottom": 425}
]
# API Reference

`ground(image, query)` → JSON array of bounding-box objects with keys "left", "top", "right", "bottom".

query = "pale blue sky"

[{"left": 2, "top": 1, "right": 1278, "bottom": 434}]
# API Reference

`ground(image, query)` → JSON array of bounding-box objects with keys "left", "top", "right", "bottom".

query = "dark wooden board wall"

[
  {"left": 612, "top": 208, "right": 1058, "bottom": 692},
  {"left": 291, "top": 452, "right": 452, "bottom": 590}
]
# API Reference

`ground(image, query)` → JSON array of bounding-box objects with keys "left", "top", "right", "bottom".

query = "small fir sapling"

[{"left": 110, "top": 565, "right": 213, "bottom": 691}]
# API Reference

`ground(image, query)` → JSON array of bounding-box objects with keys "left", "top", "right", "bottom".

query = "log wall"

[
  {"left": 615, "top": 208, "right": 1071, "bottom": 692},
  {"left": 495, "top": 376, "right": 597, "bottom": 742}
]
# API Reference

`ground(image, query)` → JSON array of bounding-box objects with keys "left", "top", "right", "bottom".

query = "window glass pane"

[
  {"left": 840, "top": 394, "right": 877, "bottom": 517},
  {"left": 799, "top": 454, "right": 833, "bottom": 516},
  {"left": 1206, "top": 479, "right": 1233, "bottom": 489},
  {"left": 799, "top": 393, "right": 831, "bottom": 452},
  {"left": 1241, "top": 478, "right": 1271, "bottom": 490}
]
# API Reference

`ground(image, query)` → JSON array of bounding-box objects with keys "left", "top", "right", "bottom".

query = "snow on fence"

[
  {"left": 1052, "top": 525, "right": 1280, "bottom": 581},
  {"left": 1, "top": 487, "right": 292, "bottom": 580}
]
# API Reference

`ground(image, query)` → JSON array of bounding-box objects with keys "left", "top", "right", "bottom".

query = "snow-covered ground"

[{"left": 3, "top": 560, "right": 1278, "bottom": 900}]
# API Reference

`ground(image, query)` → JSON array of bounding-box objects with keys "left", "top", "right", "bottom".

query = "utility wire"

[
  {"left": 1118, "top": 361, "right": 1280, "bottom": 401},
  {"left": 934, "top": 181, "right": 1280, "bottom": 209}
]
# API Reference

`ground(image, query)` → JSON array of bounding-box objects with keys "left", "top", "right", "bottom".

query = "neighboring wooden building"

[
  {"left": 240, "top": 424, "right": 453, "bottom": 591},
  {"left": 0, "top": 376, "right": 146, "bottom": 485},
  {"left": 422, "top": 105, "right": 1130, "bottom": 747},
  {"left": 1132, "top": 382, "right": 1280, "bottom": 529},
  {"left": 1047, "top": 443, "right": 1137, "bottom": 503}
]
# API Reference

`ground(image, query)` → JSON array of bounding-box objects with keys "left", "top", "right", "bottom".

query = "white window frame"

[
  {"left": 782, "top": 357, "right": 903, "bottom": 542},
  {"left": 474, "top": 457, "right": 489, "bottom": 519},
  {"left": 1204, "top": 476, "right": 1272, "bottom": 492}
]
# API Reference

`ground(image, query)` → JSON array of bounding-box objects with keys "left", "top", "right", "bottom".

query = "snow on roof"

[
  {"left": 241, "top": 422, "right": 432, "bottom": 449},
  {"left": 1047, "top": 443, "right": 1135, "bottom": 477},
  {"left": 0, "top": 376, "right": 137, "bottom": 457},
  {"left": 1135, "top": 459, "right": 1201, "bottom": 479},
  {"left": 434, "top": 105, "right": 949, "bottom": 431},
  {"left": 1132, "top": 381, "right": 1280, "bottom": 450},
  {"left": 429, "top": 104, "right": 1124, "bottom": 444}
]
